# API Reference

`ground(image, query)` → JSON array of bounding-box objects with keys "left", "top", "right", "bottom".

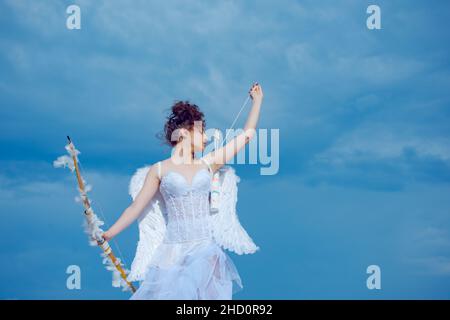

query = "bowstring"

[
  {"left": 77, "top": 159, "right": 129, "bottom": 268},
  {"left": 220, "top": 94, "right": 251, "bottom": 148}
]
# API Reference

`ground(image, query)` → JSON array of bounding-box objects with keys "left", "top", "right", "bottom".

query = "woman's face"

[{"left": 188, "top": 122, "right": 208, "bottom": 152}]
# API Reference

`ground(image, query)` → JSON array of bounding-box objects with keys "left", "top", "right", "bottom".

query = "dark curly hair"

[{"left": 157, "top": 100, "right": 206, "bottom": 147}]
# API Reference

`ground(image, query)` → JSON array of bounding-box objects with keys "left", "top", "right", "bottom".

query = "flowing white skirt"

[{"left": 130, "top": 238, "right": 243, "bottom": 300}]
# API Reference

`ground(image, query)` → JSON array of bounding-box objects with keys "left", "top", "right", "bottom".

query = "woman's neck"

[{"left": 171, "top": 142, "right": 195, "bottom": 165}]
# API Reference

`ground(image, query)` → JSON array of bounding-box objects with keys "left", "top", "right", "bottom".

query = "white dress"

[{"left": 128, "top": 160, "right": 259, "bottom": 300}]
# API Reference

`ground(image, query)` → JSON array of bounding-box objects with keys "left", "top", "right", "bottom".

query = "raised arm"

[
  {"left": 103, "top": 163, "right": 160, "bottom": 241},
  {"left": 203, "top": 83, "right": 264, "bottom": 172}
]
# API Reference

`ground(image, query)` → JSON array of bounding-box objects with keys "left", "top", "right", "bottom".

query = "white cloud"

[
  {"left": 410, "top": 256, "right": 450, "bottom": 275},
  {"left": 314, "top": 121, "right": 450, "bottom": 165},
  {"left": 5, "top": 0, "right": 65, "bottom": 37},
  {"left": 286, "top": 41, "right": 425, "bottom": 87},
  {"left": 286, "top": 43, "right": 320, "bottom": 74},
  {"left": 405, "top": 226, "right": 450, "bottom": 276},
  {"left": 184, "top": 64, "right": 252, "bottom": 125},
  {"left": 415, "top": 226, "right": 450, "bottom": 249},
  {"left": 90, "top": 0, "right": 244, "bottom": 48}
]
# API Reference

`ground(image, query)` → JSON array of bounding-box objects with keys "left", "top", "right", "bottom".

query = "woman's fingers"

[
  {"left": 249, "top": 83, "right": 258, "bottom": 92},
  {"left": 248, "top": 82, "right": 262, "bottom": 98},
  {"left": 102, "top": 230, "right": 111, "bottom": 242}
]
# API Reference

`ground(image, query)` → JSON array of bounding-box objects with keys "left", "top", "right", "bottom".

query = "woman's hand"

[
  {"left": 102, "top": 229, "right": 114, "bottom": 242},
  {"left": 249, "top": 82, "right": 263, "bottom": 102}
]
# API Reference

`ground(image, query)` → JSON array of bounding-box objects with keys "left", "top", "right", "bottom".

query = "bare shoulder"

[
  {"left": 154, "top": 157, "right": 174, "bottom": 177},
  {"left": 146, "top": 159, "right": 167, "bottom": 181},
  {"left": 158, "top": 158, "right": 173, "bottom": 170}
]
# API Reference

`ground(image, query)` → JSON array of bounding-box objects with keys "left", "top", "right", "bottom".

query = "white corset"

[{"left": 158, "top": 167, "right": 213, "bottom": 244}]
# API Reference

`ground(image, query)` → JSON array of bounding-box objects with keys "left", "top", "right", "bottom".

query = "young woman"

[{"left": 102, "top": 83, "right": 263, "bottom": 299}]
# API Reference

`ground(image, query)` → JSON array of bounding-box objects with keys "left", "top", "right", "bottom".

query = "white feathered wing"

[
  {"left": 209, "top": 165, "right": 260, "bottom": 255},
  {"left": 126, "top": 165, "right": 167, "bottom": 283}
]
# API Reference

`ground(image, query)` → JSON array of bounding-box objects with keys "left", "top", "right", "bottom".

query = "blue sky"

[{"left": 1, "top": 0, "right": 450, "bottom": 299}]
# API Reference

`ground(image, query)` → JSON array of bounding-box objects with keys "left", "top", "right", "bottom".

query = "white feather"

[
  {"left": 209, "top": 166, "right": 260, "bottom": 255},
  {"left": 126, "top": 165, "right": 167, "bottom": 282},
  {"left": 53, "top": 155, "right": 75, "bottom": 171}
]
